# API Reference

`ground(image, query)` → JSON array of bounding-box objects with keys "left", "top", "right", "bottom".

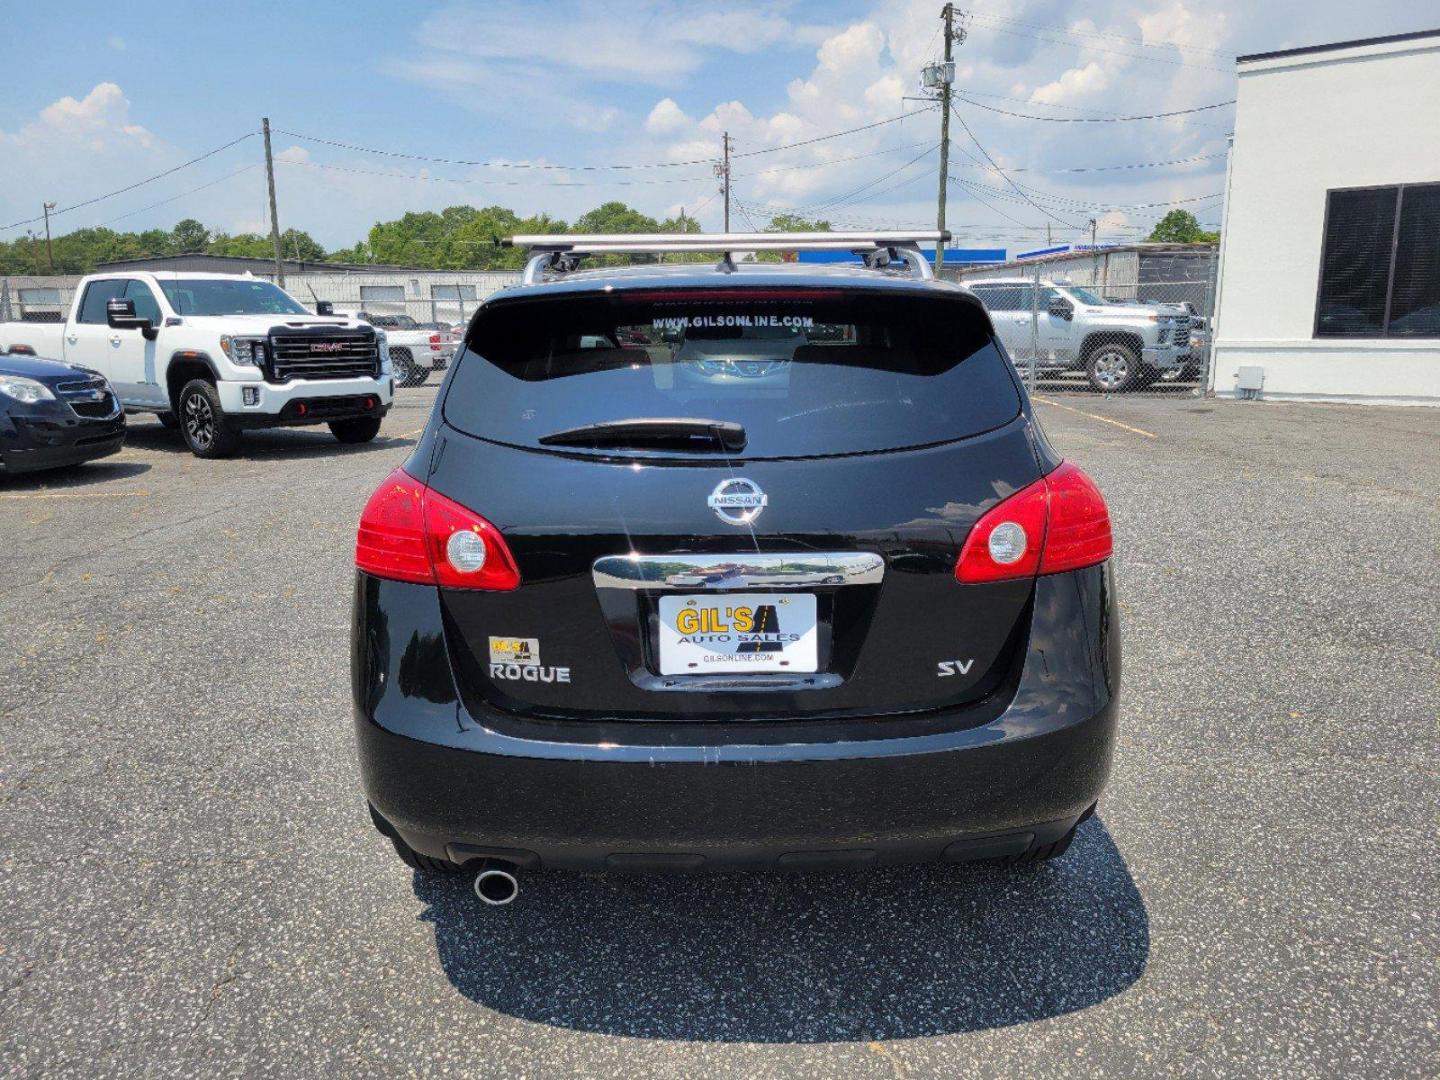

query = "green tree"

[
  {"left": 447, "top": 207, "right": 567, "bottom": 269},
  {"left": 758, "top": 212, "right": 832, "bottom": 262},
  {"left": 765, "top": 213, "right": 832, "bottom": 233},
  {"left": 136, "top": 229, "right": 175, "bottom": 257},
  {"left": 326, "top": 241, "right": 371, "bottom": 265},
  {"left": 570, "top": 202, "right": 665, "bottom": 266},
  {"left": 1146, "top": 209, "right": 1219, "bottom": 244},
  {"left": 170, "top": 218, "right": 211, "bottom": 253},
  {"left": 573, "top": 201, "right": 661, "bottom": 235},
  {"left": 280, "top": 229, "right": 326, "bottom": 261},
  {"left": 367, "top": 210, "right": 455, "bottom": 268},
  {"left": 206, "top": 232, "right": 275, "bottom": 259}
]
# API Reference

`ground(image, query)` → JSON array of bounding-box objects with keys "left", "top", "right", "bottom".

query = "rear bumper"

[
  {"left": 353, "top": 564, "right": 1121, "bottom": 872},
  {"left": 360, "top": 705, "right": 1111, "bottom": 872}
]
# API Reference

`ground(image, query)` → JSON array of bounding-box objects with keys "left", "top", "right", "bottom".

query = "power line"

[
  {"left": 732, "top": 110, "right": 936, "bottom": 159},
  {"left": 952, "top": 88, "right": 1169, "bottom": 117},
  {"left": 969, "top": 21, "right": 1233, "bottom": 72},
  {"left": 949, "top": 103, "right": 1078, "bottom": 229},
  {"left": 964, "top": 10, "right": 1237, "bottom": 58},
  {"left": 0, "top": 132, "right": 258, "bottom": 232},
  {"left": 272, "top": 110, "right": 935, "bottom": 174},
  {"left": 954, "top": 175, "right": 1225, "bottom": 212},
  {"left": 825, "top": 160, "right": 947, "bottom": 215},
  {"left": 278, "top": 158, "right": 716, "bottom": 188},
  {"left": 953, "top": 94, "right": 1235, "bottom": 123},
  {"left": 100, "top": 165, "right": 262, "bottom": 227},
  {"left": 949, "top": 178, "right": 1045, "bottom": 229},
  {"left": 951, "top": 151, "right": 1226, "bottom": 176},
  {"left": 805, "top": 145, "right": 939, "bottom": 216},
  {"left": 275, "top": 139, "right": 940, "bottom": 191},
  {"left": 736, "top": 145, "right": 936, "bottom": 221},
  {"left": 747, "top": 138, "right": 937, "bottom": 175}
]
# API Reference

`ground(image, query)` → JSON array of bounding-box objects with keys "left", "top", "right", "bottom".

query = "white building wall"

[{"left": 1211, "top": 35, "right": 1440, "bottom": 404}]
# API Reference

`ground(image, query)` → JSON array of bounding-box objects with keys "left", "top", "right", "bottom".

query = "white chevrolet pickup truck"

[{"left": 0, "top": 271, "right": 393, "bottom": 457}]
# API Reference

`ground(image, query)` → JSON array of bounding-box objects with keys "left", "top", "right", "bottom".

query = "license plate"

[{"left": 657, "top": 593, "right": 818, "bottom": 675}]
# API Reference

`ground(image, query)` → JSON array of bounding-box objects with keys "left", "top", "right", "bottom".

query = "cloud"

[
  {"left": 598, "top": 0, "right": 1243, "bottom": 239},
  {"left": 645, "top": 98, "right": 691, "bottom": 135},
  {"left": 107, "top": 35, "right": 126, "bottom": 51},
  {"left": 389, "top": 1, "right": 836, "bottom": 134},
  {"left": 23, "top": 83, "right": 156, "bottom": 150},
  {"left": 1138, "top": 1, "right": 1228, "bottom": 54},
  {"left": 1031, "top": 61, "right": 1113, "bottom": 106},
  {"left": 411, "top": 1, "right": 832, "bottom": 85},
  {"left": 0, "top": 84, "right": 187, "bottom": 235},
  {"left": 1, "top": 1, "right": 1421, "bottom": 251}
]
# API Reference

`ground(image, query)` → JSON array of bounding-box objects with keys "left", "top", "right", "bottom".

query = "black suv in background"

[
  {"left": 351, "top": 233, "right": 1120, "bottom": 904},
  {"left": 0, "top": 352, "right": 125, "bottom": 474}
]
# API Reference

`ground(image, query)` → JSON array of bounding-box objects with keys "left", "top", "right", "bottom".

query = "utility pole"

[
  {"left": 935, "top": 4, "right": 955, "bottom": 273},
  {"left": 714, "top": 133, "right": 733, "bottom": 233},
  {"left": 261, "top": 117, "right": 285, "bottom": 287},
  {"left": 1088, "top": 217, "right": 1098, "bottom": 282},
  {"left": 42, "top": 202, "right": 56, "bottom": 273}
]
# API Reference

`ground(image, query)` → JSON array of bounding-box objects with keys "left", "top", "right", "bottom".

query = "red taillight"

[
  {"left": 429, "top": 333, "right": 442, "bottom": 350},
  {"left": 1039, "top": 461, "right": 1113, "bottom": 574},
  {"left": 355, "top": 468, "right": 520, "bottom": 591},
  {"left": 954, "top": 461, "right": 1111, "bottom": 584},
  {"left": 954, "top": 476, "right": 1049, "bottom": 583}
]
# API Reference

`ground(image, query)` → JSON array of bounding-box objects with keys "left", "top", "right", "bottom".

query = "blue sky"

[{"left": 1, "top": 1, "right": 1432, "bottom": 253}]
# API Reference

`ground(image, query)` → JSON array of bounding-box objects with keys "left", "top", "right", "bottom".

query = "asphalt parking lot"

[{"left": 1, "top": 387, "right": 1436, "bottom": 1079}]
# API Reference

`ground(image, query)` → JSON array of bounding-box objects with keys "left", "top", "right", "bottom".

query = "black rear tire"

[
  {"left": 329, "top": 416, "right": 383, "bottom": 444},
  {"left": 391, "top": 348, "right": 429, "bottom": 388},
  {"left": 998, "top": 804, "right": 1093, "bottom": 865},
  {"left": 369, "top": 804, "right": 462, "bottom": 875},
  {"left": 999, "top": 828, "right": 1077, "bottom": 865},
  {"left": 177, "top": 379, "right": 242, "bottom": 458},
  {"left": 388, "top": 834, "right": 464, "bottom": 876}
]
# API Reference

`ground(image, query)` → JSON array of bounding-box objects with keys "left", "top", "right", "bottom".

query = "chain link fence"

[
  {"left": 6, "top": 256, "right": 1217, "bottom": 397},
  {"left": 952, "top": 245, "right": 1218, "bottom": 396},
  {"left": 0, "top": 272, "right": 525, "bottom": 330}
]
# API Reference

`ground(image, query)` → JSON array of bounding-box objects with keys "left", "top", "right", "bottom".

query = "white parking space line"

[
  {"left": 1032, "top": 396, "right": 1158, "bottom": 439},
  {"left": 0, "top": 489, "right": 154, "bottom": 501}
]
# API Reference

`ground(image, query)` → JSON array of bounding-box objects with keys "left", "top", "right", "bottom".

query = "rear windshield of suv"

[{"left": 445, "top": 287, "right": 1020, "bottom": 458}]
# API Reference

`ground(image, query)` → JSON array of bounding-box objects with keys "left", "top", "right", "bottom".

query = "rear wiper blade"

[{"left": 538, "top": 417, "right": 747, "bottom": 453}]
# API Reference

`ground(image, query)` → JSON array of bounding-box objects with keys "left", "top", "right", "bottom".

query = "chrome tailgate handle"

[{"left": 592, "top": 552, "right": 884, "bottom": 590}]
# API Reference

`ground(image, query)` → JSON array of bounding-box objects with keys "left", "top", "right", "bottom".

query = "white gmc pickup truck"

[{"left": 0, "top": 271, "right": 393, "bottom": 457}]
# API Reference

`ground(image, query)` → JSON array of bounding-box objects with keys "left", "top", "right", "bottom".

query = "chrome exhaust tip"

[{"left": 473, "top": 861, "right": 519, "bottom": 906}]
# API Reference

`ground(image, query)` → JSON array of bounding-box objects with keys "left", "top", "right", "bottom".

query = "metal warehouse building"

[
  {"left": 1210, "top": 29, "right": 1440, "bottom": 405},
  {"left": 1, "top": 255, "right": 525, "bottom": 327}
]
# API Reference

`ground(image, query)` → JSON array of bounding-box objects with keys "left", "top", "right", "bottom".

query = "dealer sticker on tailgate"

[{"left": 657, "top": 593, "right": 818, "bottom": 675}]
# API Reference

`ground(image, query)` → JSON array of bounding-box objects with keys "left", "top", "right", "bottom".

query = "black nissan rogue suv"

[{"left": 352, "top": 233, "right": 1119, "bottom": 901}]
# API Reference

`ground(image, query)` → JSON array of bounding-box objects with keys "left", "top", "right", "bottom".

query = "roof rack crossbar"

[
  {"left": 508, "top": 230, "right": 948, "bottom": 252},
  {"left": 509, "top": 231, "right": 948, "bottom": 283}
]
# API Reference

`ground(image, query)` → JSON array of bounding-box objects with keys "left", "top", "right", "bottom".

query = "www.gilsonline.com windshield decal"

[{"left": 651, "top": 315, "right": 815, "bottom": 330}]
